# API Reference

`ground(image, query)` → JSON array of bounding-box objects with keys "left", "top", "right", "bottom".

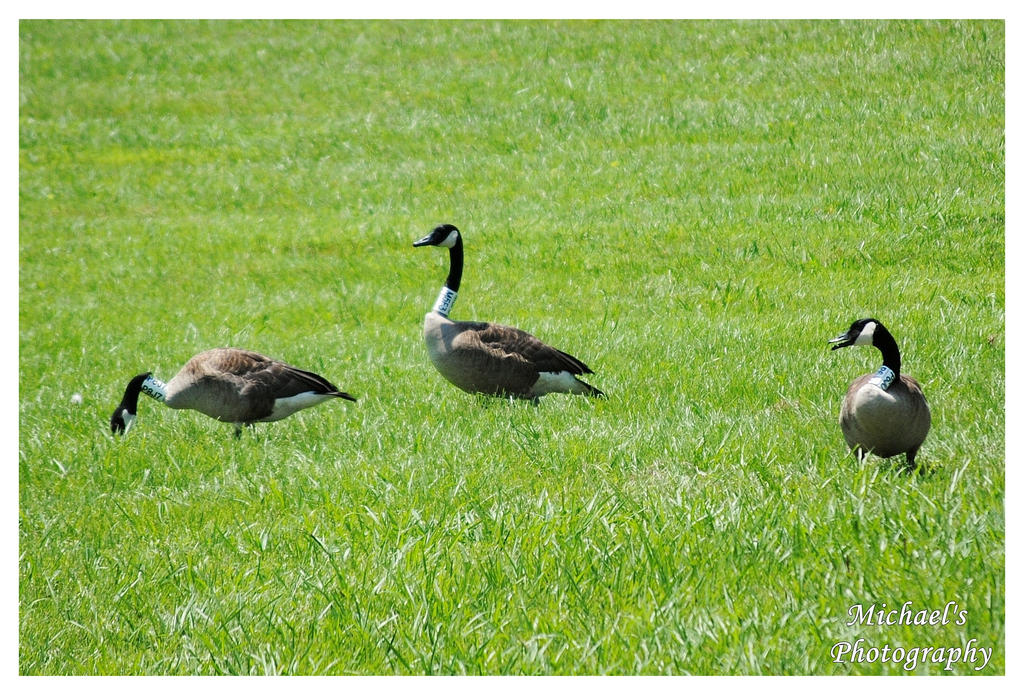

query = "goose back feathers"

[{"left": 423, "top": 314, "right": 602, "bottom": 398}]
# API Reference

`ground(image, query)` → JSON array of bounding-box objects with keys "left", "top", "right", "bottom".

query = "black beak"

[
  {"left": 412, "top": 234, "right": 434, "bottom": 248},
  {"left": 828, "top": 332, "right": 854, "bottom": 350}
]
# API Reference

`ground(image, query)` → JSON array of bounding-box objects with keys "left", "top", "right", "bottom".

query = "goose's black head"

[
  {"left": 110, "top": 407, "right": 130, "bottom": 434},
  {"left": 413, "top": 223, "right": 461, "bottom": 249},
  {"left": 110, "top": 372, "right": 151, "bottom": 434},
  {"left": 829, "top": 318, "right": 884, "bottom": 350}
]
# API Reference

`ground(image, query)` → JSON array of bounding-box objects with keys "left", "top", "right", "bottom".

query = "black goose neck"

[
  {"left": 445, "top": 235, "right": 464, "bottom": 293},
  {"left": 119, "top": 372, "right": 150, "bottom": 413},
  {"left": 873, "top": 325, "right": 902, "bottom": 378}
]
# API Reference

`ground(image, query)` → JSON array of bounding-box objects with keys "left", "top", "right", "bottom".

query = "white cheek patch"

[
  {"left": 440, "top": 230, "right": 459, "bottom": 248},
  {"left": 121, "top": 412, "right": 136, "bottom": 431},
  {"left": 854, "top": 321, "right": 877, "bottom": 346}
]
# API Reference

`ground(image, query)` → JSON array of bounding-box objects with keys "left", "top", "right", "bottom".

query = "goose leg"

[{"left": 905, "top": 447, "right": 921, "bottom": 474}]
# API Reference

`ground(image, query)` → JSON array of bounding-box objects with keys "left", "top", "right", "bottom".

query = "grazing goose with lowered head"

[
  {"left": 110, "top": 347, "right": 355, "bottom": 437},
  {"left": 413, "top": 223, "right": 604, "bottom": 401},
  {"left": 829, "top": 318, "right": 931, "bottom": 468}
]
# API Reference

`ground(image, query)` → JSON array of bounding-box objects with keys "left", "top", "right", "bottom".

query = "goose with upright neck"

[
  {"left": 413, "top": 223, "right": 604, "bottom": 401},
  {"left": 110, "top": 347, "right": 355, "bottom": 437},
  {"left": 829, "top": 318, "right": 931, "bottom": 468}
]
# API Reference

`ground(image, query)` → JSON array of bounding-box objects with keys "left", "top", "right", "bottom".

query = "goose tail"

[{"left": 576, "top": 378, "right": 605, "bottom": 398}]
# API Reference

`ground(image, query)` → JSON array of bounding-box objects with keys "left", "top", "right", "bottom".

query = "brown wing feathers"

[
  {"left": 474, "top": 323, "right": 594, "bottom": 375},
  {"left": 222, "top": 352, "right": 355, "bottom": 401}
]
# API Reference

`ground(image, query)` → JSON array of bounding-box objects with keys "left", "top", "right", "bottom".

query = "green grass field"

[{"left": 19, "top": 20, "right": 1004, "bottom": 675}]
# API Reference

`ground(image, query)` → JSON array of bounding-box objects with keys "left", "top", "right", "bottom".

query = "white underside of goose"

[
  {"left": 262, "top": 392, "right": 339, "bottom": 421},
  {"left": 531, "top": 370, "right": 586, "bottom": 396}
]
